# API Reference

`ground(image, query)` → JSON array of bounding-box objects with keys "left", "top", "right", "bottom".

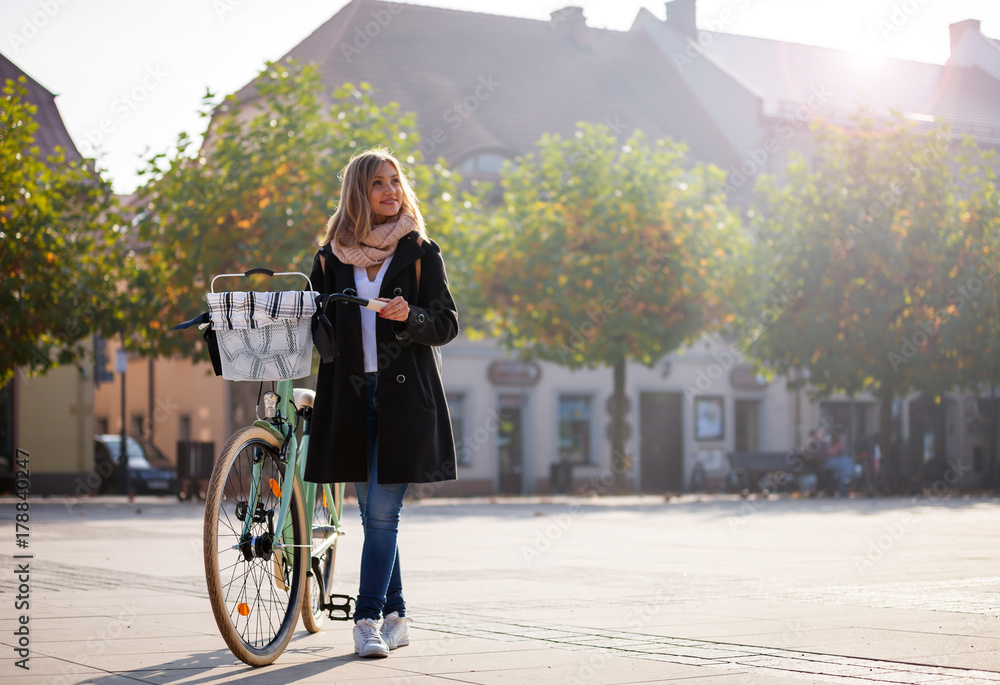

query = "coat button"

[
  {"left": 393, "top": 287, "right": 402, "bottom": 296},
  {"left": 396, "top": 374, "right": 405, "bottom": 383},
  {"left": 416, "top": 313, "right": 426, "bottom": 323}
]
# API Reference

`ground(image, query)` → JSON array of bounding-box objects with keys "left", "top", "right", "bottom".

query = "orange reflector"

[
  {"left": 237, "top": 603, "right": 249, "bottom": 616},
  {"left": 269, "top": 478, "right": 281, "bottom": 498},
  {"left": 322, "top": 488, "right": 327, "bottom": 508}
]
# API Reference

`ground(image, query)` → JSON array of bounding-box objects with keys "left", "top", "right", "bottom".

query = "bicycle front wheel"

[
  {"left": 302, "top": 482, "right": 343, "bottom": 633},
  {"left": 203, "top": 426, "right": 307, "bottom": 666}
]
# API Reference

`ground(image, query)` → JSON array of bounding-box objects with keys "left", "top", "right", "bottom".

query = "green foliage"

[
  {"left": 0, "top": 77, "right": 129, "bottom": 386},
  {"left": 745, "top": 116, "right": 995, "bottom": 401},
  {"left": 473, "top": 123, "right": 747, "bottom": 370},
  {"left": 932, "top": 144, "right": 1000, "bottom": 394},
  {"left": 133, "top": 60, "right": 461, "bottom": 357}
]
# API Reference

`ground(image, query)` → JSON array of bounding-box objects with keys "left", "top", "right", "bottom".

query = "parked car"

[{"left": 94, "top": 434, "right": 180, "bottom": 496}]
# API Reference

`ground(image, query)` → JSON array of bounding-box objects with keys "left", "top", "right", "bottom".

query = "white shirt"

[{"left": 353, "top": 255, "right": 393, "bottom": 373}]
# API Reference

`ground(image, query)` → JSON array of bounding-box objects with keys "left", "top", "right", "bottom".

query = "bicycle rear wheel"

[
  {"left": 203, "top": 426, "right": 307, "bottom": 666},
  {"left": 302, "top": 482, "right": 343, "bottom": 633}
]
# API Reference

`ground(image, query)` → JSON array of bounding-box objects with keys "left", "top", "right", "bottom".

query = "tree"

[
  {"left": 931, "top": 144, "right": 1000, "bottom": 487},
  {"left": 131, "top": 60, "right": 462, "bottom": 358},
  {"left": 0, "top": 77, "right": 131, "bottom": 386},
  {"left": 745, "top": 115, "right": 988, "bottom": 490},
  {"left": 474, "top": 123, "right": 747, "bottom": 484}
]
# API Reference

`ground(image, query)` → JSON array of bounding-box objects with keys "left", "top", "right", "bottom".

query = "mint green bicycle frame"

[{"left": 238, "top": 377, "right": 343, "bottom": 574}]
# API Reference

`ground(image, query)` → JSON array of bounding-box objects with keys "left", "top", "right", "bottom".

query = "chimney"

[
  {"left": 665, "top": 0, "right": 697, "bottom": 39},
  {"left": 949, "top": 19, "right": 981, "bottom": 55},
  {"left": 550, "top": 6, "right": 591, "bottom": 49}
]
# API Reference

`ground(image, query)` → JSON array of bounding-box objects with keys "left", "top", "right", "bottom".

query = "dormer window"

[{"left": 458, "top": 152, "right": 507, "bottom": 175}]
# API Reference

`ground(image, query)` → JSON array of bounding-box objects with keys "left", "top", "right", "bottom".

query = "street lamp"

[{"left": 115, "top": 343, "right": 130, "bottom": 496}]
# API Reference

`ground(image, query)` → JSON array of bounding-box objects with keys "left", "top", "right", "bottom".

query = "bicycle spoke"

[{"left": 204, "top": 428, "right": 305, "bottom": 664}]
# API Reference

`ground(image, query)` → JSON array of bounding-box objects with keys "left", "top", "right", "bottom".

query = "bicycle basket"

[{"left": 206, "top": 290, "right": 318, "bottom": 381}]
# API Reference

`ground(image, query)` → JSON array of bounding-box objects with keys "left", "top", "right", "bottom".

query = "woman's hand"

[{"left": 377, "top": 296, "right": 410, "bottom": 322}]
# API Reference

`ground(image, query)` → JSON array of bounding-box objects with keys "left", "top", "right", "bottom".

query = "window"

[
  {"left": 735, "top": 399, "right": 761, "bottom": 451},
  {"left": 694, "top": 397, "right": 724, "bottom": 442},
  {"left": 0, "top": 380, "right": 12, "bottom": 473},
  {"left": 458, "top": 152, "right": 506, "bottom": 175},
  {"left": 179, "top": 415, "right": 192, "bottom": 442},
  {"left": 447, "top": 393, "right": 470, "bottom": 466},
  {"left": 96, "top": 418, "right": 109, "bottom": 435},
  {"left": 558, "top": 395, "right": 592, "bottom": 464}
]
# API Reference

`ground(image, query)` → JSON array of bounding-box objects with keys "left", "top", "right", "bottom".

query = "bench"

[{"left": 728, "top": 451, "right": 799, "bottom": 495}]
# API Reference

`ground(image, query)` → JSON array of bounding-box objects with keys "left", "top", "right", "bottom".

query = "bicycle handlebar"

[{"left": 324, "top": 290, "right": 386, "bottom": 312}]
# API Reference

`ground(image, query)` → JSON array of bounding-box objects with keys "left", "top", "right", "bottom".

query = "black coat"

[{"left": 303, "top": 232, "right": 459, "bottom": 485}]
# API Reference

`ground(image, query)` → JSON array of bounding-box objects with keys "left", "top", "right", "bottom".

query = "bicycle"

[{"left": 176, "top": 268, "right": 386, "bottom": 666}]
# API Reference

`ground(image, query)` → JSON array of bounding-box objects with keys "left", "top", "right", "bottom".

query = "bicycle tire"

[
  {"left": 203, "top": 426, "right": 307, "bottom": 666},
  {"left": 302, "top": 482, "right": 343, "bottom": 632}
]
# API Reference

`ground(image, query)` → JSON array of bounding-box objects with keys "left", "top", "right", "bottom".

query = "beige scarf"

[{"left": 332, "top": 211, "right": 417, "bottom": 267}]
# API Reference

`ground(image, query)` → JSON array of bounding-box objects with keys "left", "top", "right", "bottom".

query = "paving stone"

[{"left": 2, "top": 495, "right": 1000, "bottom": 684}]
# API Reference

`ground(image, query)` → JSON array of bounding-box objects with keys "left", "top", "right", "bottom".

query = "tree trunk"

[
  {"left": 990, "top": 385, "right": 999, "bottom": 490},
  {"left": 877, "top": 387, "right": 897, "bottom": 494},
  {"left": 609, "top": 357, "right": 628, "bottom": 492}
]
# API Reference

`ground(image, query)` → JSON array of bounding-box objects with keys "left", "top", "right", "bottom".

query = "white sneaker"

[
  {"left": 353, "top": 618, "right": 389, "bottom": 658},
  {"left": 381, "top": 611, "right": 412, "bottom": 650}
]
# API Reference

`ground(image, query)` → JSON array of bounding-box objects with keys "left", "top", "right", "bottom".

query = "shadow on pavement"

[{"left": 80, "top": 641, "right": 361, "bottom": 685}]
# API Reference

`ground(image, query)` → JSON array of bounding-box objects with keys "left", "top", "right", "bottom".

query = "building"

[
  {"left": 1, "top": 53, "right": 94, "bottom": 493},
  {"left": 633, "top": 0, "right": 1000, "bottom": 489},
  {"left": 95, "top": 0, "right": 1000, "bottom": 495}
]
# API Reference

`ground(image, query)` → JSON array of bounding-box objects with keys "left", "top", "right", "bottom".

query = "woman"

[{"left": 305, "top": 147, "right": 459, "bottom": 658}]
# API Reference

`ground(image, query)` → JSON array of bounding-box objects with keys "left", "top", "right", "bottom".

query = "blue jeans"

[
  {"left": 824, "top": 456, "right": 854, "bottom": 496},
  {"left": 353, "top": 372, "right": 408, "bottom": 622}
]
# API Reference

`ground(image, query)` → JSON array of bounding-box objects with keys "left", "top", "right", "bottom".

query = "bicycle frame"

[{"left": 238, "top": 378, "right": 340, "bottom": 567}]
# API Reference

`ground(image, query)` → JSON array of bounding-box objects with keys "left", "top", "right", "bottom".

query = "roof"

[
  {"left": 0, "top": 52, "right": 81, "bottom": 161},
  {"left": 679, "top": 31, "right": 1000, "bottom": 144},
  {"left": 235, "top": 0, "right": 740, "bottom": 169}
]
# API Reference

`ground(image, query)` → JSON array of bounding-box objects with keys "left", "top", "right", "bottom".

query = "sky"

[{"left": 3, "top": 0, "right": 998, "bottom": 194}]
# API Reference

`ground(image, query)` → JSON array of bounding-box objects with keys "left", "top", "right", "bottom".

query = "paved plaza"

[{"left": 2, "top": 492, "right": 1000, "bottom": 684}]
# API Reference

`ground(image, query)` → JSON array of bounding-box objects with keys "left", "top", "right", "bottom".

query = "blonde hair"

[{"left": 320, "top": 147, "right": 426, "bottom": 247}]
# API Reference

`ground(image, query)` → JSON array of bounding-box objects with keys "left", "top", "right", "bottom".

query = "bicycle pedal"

[{"left": 325, "top": 594, "right": 354, "bottom": 621}]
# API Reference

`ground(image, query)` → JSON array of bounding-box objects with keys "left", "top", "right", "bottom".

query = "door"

[
  {"left": 735, "top": 399, "right": 761, "bottom": 452},
  {"left": 908, "top": 395, "right": 947, "bottom": 476},
  {"left": 497, "top": 394, "right": 523, "bottom": 494},
  {"left": 640, "top": 392, "right": 683, "bottom": 492}
]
